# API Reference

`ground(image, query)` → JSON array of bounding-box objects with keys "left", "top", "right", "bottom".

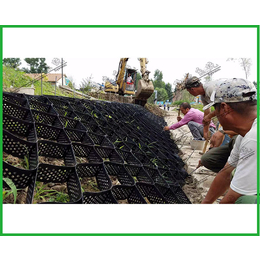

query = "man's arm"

[
  {"left": 203, "top": 108, "right": 216, "bottom": 125},
  {"left": 219, "top": 188, "right": 242, "bottom": 204},
  {"left": 203, "top": 108, "right": 216, "bottom": 139},
  {"left": 164, "top": 112, "right": 193, "bottom": 131},
  {"left": 202, "top": 162, "right": 234, "bottom": 204}
]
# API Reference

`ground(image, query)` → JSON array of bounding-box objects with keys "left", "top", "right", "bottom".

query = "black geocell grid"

[{"left": 2, "top": 92, "right": 191, "bottom": 204}]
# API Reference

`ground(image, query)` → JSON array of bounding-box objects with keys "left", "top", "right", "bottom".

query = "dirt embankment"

[{"left": 144, "top": 103, "right": 167, "bottom": 117}]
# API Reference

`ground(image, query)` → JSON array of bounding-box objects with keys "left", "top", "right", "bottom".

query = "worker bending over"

[{"left": 163, "top": 102, "right": 216, "bottom": 140}]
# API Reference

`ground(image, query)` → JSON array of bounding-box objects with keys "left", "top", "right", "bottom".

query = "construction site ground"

[{"left": 162, "top": 106, "right": 223, "bottom": 204}]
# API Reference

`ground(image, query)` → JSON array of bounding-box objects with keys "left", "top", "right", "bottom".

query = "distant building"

[{"left": 26, "top": 73, "right": 67, "bottom": 87}]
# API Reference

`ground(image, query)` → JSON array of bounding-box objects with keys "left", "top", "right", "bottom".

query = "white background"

[{"left": 1, "top": 1, "right": 260, "bottom": 260}]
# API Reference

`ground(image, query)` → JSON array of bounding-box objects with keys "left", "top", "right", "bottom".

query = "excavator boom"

[{"left": 134, "top": 58, "right": 154, "bottom": 106}]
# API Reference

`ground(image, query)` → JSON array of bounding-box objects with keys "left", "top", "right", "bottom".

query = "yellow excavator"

[{"left": 105, "top": 58, "right": 154, "bottom": 106}]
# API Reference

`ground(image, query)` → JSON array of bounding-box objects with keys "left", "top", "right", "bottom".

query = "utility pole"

[
  {"left": 55, "top": 76, "right": 57, "bottom": 96},
  {"left": 41, "top": 71, "right": 43, "bottom": 95},
  {"left": 61, "top": 58, "right": 64, "bottom": 86}
]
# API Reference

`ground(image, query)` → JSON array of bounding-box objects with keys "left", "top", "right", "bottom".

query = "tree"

[
  {"left": 22, "top": 58, "right": 50, "bottom": 73},
  {"left": 156, "top": 88, "right": 168, "bottom": 101},
  {"left": 2, "top": 58, "right": 21, "bottom": 69},
  {"left": 165, "top": 83, "right": 173, "bottom": 101},
  {"left": 227, "top": 58, "right": 252, "bottom": 79},
  {"left": 153, "top": 69, "right": 163, "bottom": 81},
  {"left": 79, "top": 75, "right": 93, "bottom": 93}
]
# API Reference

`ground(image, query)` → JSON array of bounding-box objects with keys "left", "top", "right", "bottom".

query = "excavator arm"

[{"left": 135, "top": 58, "right": 154, "bottom": 106}]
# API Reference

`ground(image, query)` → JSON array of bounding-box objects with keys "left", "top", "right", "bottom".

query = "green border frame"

[{"left": 0, "top": 25, "right": 259, "bottom": 236}]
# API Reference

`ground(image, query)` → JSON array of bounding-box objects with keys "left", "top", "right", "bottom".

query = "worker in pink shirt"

[{"left": 163, "top": 102, "right": 216, "bottom": 140}]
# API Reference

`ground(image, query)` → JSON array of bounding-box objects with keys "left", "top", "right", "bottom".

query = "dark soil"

[
  {"left": 145, "top": 103, "right": 167, "bottom": 117},
  {"left": 39, "top": 156, "right": 65, "bottom": 166},
  {"left": 3, "top": 152, "right": 29, "bottom": 169},
  {"left": 3, "top": 188, "right": 27, "bottom": 204}
]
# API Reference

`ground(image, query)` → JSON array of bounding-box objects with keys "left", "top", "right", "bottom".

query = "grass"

[
  {"left": 2, "top": 66, "right": 82, "bottom": 98},
  {"left": 33, "top": 182, "right": 70, "bottom": 203},
  {"left": 3, "top": 178, "right": 18, "bottom": 204}
]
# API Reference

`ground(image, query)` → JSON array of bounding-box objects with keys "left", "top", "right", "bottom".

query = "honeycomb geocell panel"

[{"left": 2, "top": 92, "right": 190, "bottom": 204}]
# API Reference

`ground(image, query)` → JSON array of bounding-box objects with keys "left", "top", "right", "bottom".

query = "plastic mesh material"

[
  {"left": 2, "top": 93, "right": 191, "bottom": 204},
  {"left": 112, "top": 185, "right": 147, "bottom": 204},
  {"left": 3, "top": 100, "right": 34, "bottom": 121},
  {"left": 3, "top": 114, "right": 37, "bottom": 142},
  {"left": 3, "top": 130, "right": 38, "bottom": 170},
  {"left": 35, "top": 123, "right": 71, "bottom": 143},
  {"left": 104, "top": 162, "right": 135, "bottom": 186},
  {"left": 83, "top": 190, "right": 118, "bottom": 204},
  {"left": 136, "top": 182, "right": 167, "bottom": 204},
  {"left": 76, "top": 163, "right": 112, "bottom": 192}
]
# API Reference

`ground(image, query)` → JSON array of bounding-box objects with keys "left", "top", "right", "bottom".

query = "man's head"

[
  {"left": 203, "top": 78, "right": 257, "bottom": 131},
  {"left": 180, "top": 102, "right": 191, "bottom": 115},
  {"left": 184, "top": 76, "right": 205, "bottom": 96}
]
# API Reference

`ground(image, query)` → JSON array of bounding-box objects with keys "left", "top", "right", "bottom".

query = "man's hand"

[
  {"left": 197, "top": 160, "right": 203, "bottom": 168},
  {"left": 177, "top": 116, "right": 182, "bottom": 122},
  {"left": 210, "top": 131, "right": 225, "bottom": 148},
  {"left": 163, "top": 126, "right": 170, "bottom": 131}
]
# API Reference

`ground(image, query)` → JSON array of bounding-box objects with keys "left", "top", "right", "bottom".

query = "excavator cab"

[{"left": 122, "top": 68, "right": 137, "bottom": 94}]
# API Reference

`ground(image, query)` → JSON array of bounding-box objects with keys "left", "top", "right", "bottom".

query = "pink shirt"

[{"left": 169, "top": 108, "right": 216, "bottom": 130}]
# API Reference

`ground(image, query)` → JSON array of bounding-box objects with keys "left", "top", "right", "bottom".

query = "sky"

[{"left": 19, "top": 56, "right": 257, "bottom": 90}]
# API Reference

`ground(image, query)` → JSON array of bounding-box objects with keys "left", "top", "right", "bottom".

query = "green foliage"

[
  {"left": 181, "top": 90, "right": 195, "bottom": 102},
  {"left": 2, "top": 58, "right": 21, "bottom": 69},
  {"left": 3, "top": 178, "right": 18, "bottom": 204},
  {"left": 151, "top": 69, "right": 172, "bottom": 102},
  {"left": 156, "top": 88, "right": 168, "bottom": 101},
  {"left": 153, "top": 80, "right": 165, "bottom": 89},
  {"left": 172, "top": 100, "right": 190, "bottom": 106},
  {"left": 153, "top": 69, "right": 163, "bottom": 81},
  {"left": 3, "top": 66, "right": 32, "bottom": 90},
  {"left": 79, "top": 78, "right": 92, "bottom": 93},
  {"left": 165, "top": 83, "right": 173, "bottom": 101},
  {"left": 48, "top": 192, "right": 70, "bottom": 203},
  {"left": 33, "top": 182, "right": 59, "bottom": 202},
  {"left": 22, "top": 58, "right": 50, "bottom": 73},
  {"left": 191, "top": 103, "right": 215, "bottom": 112}
]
